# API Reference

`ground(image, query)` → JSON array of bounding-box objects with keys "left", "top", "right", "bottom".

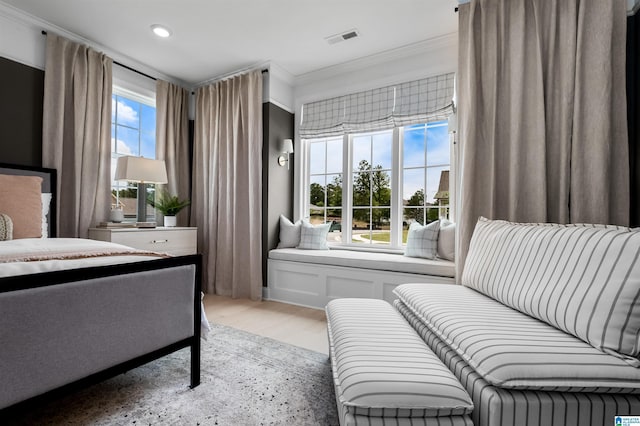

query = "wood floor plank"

[{"left": 203, "top": 294, "right": 329, "bottom": 354}]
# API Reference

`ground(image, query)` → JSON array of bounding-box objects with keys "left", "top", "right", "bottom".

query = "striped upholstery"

[
  {"left": 326, "top": 298, "right": 473, "bottom": 426},
  {"left": 395, "top": 299, "right": 640, "bottom": 426},
  {"left": 462, "top": 217, "right": 640, "bottom": 365},
  {"left": 394, "top": 284, "right": 640, "bottom": 391}
]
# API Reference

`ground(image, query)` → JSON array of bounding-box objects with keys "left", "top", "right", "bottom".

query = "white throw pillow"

[
  {"left": 297, "top": 221, "right": 331, "bottom": 250},
  {"left": 404, "top": 220, "right": 440, "bottom": 259},
  {"left": 277, "top": 215, "right": 302, "bottom": 248},
  {"left": 41, "top": 193, "right": 52, "bottom": 238},
  {"left": 437, "top": 219, "right": 455, "bottom": 261}
]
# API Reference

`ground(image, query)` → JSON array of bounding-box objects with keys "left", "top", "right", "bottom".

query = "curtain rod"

[{"left": 41, "top": 30, "right": 157, "bottom": 81}]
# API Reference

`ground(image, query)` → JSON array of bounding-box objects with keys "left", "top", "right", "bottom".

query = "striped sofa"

[{"left": 393, "top": 218, "right": 640, "bottom": 426}]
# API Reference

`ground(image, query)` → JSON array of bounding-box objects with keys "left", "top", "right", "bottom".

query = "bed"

[{"left": 0, "top": 163, "right": 203, "bottom": 414}]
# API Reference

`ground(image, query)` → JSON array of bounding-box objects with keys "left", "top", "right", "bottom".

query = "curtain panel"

[
  {"left": 42, "top": 33, "right": 112, "bottom": 238},
  {"left": 300, "top": 73, "right": 455, "bottom": 138},
  {"left": 156, "top": 80, "right": 190, "bottom": 226},
  {"left": 456, "top": 0, "right": 629, "bottom": 275},
  {"left": 191, "top": 70, "right": 263, "bottom": 299}
]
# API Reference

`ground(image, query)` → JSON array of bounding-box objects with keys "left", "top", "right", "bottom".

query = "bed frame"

[{"left": 0, "top": 163, "right": 201, "bottom": 417}]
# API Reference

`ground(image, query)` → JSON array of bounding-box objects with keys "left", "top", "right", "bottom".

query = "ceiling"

[{"left": 2, "top": 0, "right": 458, "bottom": 86}]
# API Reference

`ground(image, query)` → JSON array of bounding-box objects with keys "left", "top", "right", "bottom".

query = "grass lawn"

[{"left": 358, "top": 230, "right": 409, "bottom": 243}]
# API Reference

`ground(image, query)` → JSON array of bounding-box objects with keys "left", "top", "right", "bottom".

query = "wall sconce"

[{"left": 278, "top": 139, "right": 294, "bottom": 169}]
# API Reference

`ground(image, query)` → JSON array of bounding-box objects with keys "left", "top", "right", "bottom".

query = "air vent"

[{"left": 325, "top": 29, "right": 361, "bottom": 45}]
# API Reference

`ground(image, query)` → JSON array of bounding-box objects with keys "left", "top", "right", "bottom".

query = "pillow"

[
  {"left": 404, "top": 220, "right": 440, "bottom": 259},
  {"left": 437, "top": 219, "right": 455, "bottom": 261},
  {"left": 297, "top": 221, "right": 331, "bottom": 250},
  {"left": 0, "top": 213, "right": 13, "bottom": 241},
  {"left": 277, "top": 215, "right": 302, "bottom": 248},
  {"left": 41, "top": 193, "right": 52, "bottom": 238},
  {"left": 0, "top": 174, "right": 42, "bottom": 239}
]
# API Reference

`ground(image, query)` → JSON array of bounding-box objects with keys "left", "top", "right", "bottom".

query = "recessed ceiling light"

[{"left": 151, "top": 24, "right": 172, "bottom": 38}]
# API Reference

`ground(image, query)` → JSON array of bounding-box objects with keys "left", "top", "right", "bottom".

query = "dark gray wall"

[
  {"left": 262, "top": 102, "right": 294, "bottom": 285},
  {"left": 0, "top": 57, "right": 44, "bottom": 167}
]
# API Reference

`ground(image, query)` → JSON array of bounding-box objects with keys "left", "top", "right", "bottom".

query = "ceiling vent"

[{"left": 325, "top": 29, "right": 361, "bottom": 45}]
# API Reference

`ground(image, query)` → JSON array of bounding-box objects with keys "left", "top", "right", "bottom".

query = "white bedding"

[{"left": 0, "top": 237, "right": 211, "bottom": 338}]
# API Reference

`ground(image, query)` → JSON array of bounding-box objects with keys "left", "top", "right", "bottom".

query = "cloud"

[
  {"left": 111, "top": 138, "right": 134, "bottom": 155},
  {"left": 112, "top": 98, "right": 138, "bottom": 125}
]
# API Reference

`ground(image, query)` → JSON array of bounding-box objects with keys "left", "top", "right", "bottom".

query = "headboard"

[{"left": 0, "top": 163, "right": 57, "bottom": 238}]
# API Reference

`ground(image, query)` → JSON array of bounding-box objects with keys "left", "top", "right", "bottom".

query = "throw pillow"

[
  {"left": 297, "top": 221, "right": 331, "bottom": 250},
  {"left": 277, "top": 215, "right": 302, "bottom": 248},
  {"left": 437, "top": 219, "right": 455, "bottom": 261},
  {"left": 404, "top": 220, "right": 440, "bottom": 259},
  {"left": 0, "top": 174, "right": 43, "bottom": 239},
  {"left": 0, "top": 213, "right": 13, "bottom": 241}
]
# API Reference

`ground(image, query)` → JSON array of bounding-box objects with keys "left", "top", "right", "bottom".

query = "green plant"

[{"left": 148, "top": 191, "right": 190, "bottom": 216}]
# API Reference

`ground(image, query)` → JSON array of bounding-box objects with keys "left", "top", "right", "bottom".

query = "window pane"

[
  {"left": 426, "top": 121, "right": 449, "bottom": 166},
  {"left": 115, "top": 96, "right": 140, "bottom": 128},
  {"left": 309, "top": 142, "right": 326, "bottom": 175},
  {"left": 115, "top": 126, "right": 139, "bottom": 156},
  {"left": 141, "top": 104, "right": 156, "bottom": 158},
  {"left": 426, "top": 166, "right": 449, "bottom": 205},
  {"left": 403, "top": 126, "right": 426, "bottom": 168},
  {"left": 111, "top": 124, "right": 116, "bottom": 153},
  {"left": 352, "top": 209, "right": 371, "bottom": 243},
  {"left": 326, "top": 174, "right": 342, "bottom": 207},
  {"left": 403, "top": 168, "right": 425, "bottom": 202},
  {"left": 371, "top": 168, "right": 391, "bottom": 206},
  {"left": 372, "top": 132, "right": 392, "bottom": 170},
  {"left": 326, "top": 139, "right": 343, "bottom": 174},
  {"left": 353, "top": 172, "right": 370, "bottom": 206},
  {"left": 309, "top": 175, "right": 326, "bottom": 208},
  {"left": 352, "top": 135, "right": 371, "bottom": 169}
]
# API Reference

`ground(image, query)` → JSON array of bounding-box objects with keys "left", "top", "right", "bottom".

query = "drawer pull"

[{"left": 152, "top": 239, "right": 169, "bottom": 244}]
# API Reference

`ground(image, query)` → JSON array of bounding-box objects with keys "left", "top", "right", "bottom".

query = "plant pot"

[{"left": 164, "top": 216, "right": 177, "bottom": 227}]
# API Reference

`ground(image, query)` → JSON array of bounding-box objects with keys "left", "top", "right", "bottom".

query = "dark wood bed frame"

[{"left": 0, "top": 163, "right": 201, "bottom": 418}]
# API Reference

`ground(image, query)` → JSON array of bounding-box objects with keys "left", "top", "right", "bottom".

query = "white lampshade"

[
  {"left": 115, "top": 156, "right": 168, "bottom": 184},
  {"left": 282, "top": 139, "right": 294, "bottom": 154}
]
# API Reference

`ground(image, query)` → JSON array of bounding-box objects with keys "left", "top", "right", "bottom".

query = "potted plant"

[{"left": 148, "top": 191, "right": 190, "bottom": 227}]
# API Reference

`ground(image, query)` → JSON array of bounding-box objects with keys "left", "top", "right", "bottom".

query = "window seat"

[
  {"left": 266, "top": 248, "right": 456, "bottom": 309},
  {"left": 269, "top": 248, "right": 455, "bottom": 277}
]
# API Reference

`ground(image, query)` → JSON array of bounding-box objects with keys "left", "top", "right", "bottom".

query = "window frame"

[{"left": 301, "top": 121, "right": 454, "bottom": 252}]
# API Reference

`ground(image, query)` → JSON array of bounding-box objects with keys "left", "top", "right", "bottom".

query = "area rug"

[{"left": 5, "top": 324, "right": 339, "bottom": 425}]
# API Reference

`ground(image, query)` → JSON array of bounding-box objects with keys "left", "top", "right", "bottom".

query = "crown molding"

[
  {"left": 0, "top": 1, "right": 189, "bottom": 88},
  {"left": 293, "top": 32, "right": 458, "bottom": 88}
]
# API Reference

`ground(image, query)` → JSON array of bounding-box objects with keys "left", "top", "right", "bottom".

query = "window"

[
  {"left": 110, "top": 91, "right": 156, "bottom": 221},
  {"left": 303, "top": 120, "right": 451, "bottom": 249}
]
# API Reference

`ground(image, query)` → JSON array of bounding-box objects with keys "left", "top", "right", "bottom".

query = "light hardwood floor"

[{"left": 203, "top": 294, "right": 329, "bottom": 355}]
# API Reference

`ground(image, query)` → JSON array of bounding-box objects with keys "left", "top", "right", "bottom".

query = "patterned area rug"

[{"left": 5, "top": 324, "right": 338, "bottom": 425}]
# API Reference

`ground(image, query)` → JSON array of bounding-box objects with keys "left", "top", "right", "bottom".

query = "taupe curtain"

[
  {"left": 191, "top": 70, "right": 263, "bottom": 299},
  {"left": 457, "top": 0, "right": 629, "bottom": 274},
  {"left": 156, "top": 80, "right": 190, "bottom": 226},
  {"left": 42, "top": 34, "right": 112, "bottom": 238}
]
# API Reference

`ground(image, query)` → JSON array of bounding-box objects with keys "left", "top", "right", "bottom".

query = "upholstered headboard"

[{"left": 0, "top": 163, "right": 57, "bottom": 238}]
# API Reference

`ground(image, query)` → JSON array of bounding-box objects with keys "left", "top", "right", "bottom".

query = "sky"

[
  {"left": 308, "top": 120, "right": 450, "bottom": 206},
  {"left": 110, "top": 95, "right": 156, "bottom": 186}
]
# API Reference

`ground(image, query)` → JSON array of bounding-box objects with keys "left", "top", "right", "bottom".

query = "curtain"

[
  {"left": 457, "top": 0, "right": 629, "bottom": 275},
  {"left": 191, "top": 70, "right": 263, "bottom": 299},
  {"left": 300, "top": 73, "right": 455, "bottom": 138},
  {"left": 42, "top": 34, "right": 112, "bottom": 238},
  {"left": 156, "top": 80, "right": 190, "bottom": 226}
]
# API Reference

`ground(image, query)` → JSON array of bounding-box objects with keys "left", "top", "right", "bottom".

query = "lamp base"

[{"left": 136, "top": 221, "right": 157, "bottom": 228}]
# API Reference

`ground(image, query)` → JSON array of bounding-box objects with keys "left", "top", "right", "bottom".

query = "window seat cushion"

[{"left": 268, "top": 248, "right": 455, "bottom": 278}]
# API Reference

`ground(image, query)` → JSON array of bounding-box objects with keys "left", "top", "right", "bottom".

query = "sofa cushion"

[
  {"left": 326, "top": 298, "right": 474, "bottom": 419},
  {"left": 269, "top": 248, "right": 455, "bottom": 277},
  {"left": 462, "top": 217, "right": 640, "bottom": 365},
  {"left": 394, "top": 283, "right": 640, "bottom": 391}
]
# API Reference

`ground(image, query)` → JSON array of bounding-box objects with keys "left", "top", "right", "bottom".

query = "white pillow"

[
  {"left": 404, "top": 220, "right": 440, "bottom": 259},
  {"left": 41, "top": 193, "right": 52, "bottom": 238},
  {"left": 437, "top": 219, "right": 455, "bottom": 261},
  {"left": 277, "top": 215, "right": 302, "bottom": 248},
  {"left": 297, "top": 221, "right": 331, "bottom": 250}
]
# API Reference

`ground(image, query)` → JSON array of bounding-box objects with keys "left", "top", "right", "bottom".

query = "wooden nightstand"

[{"left": 88, "top": 227, "right": 197, "bottom": 256}]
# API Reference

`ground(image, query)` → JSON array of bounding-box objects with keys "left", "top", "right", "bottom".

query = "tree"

[
  {"left": 309, "top": 183, "right": 324, "bottom": 207},
  {"left": 353, "top": 160, "right": 391, "bottom": 227},
  {"left": 326, "top": 175, "right": 342, "bottom": 208},
  {"left": 404, "top": 189, "right": 425, "bottom": 225}
]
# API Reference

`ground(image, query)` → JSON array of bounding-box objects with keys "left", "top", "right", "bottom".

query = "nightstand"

[{"left": 88, "top": 227, "right": 197, "bottom": 256}]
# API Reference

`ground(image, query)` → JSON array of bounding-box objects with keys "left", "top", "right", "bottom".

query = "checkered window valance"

[{"left": 300, "top": 72, "right": 455, "bottom": 138}]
